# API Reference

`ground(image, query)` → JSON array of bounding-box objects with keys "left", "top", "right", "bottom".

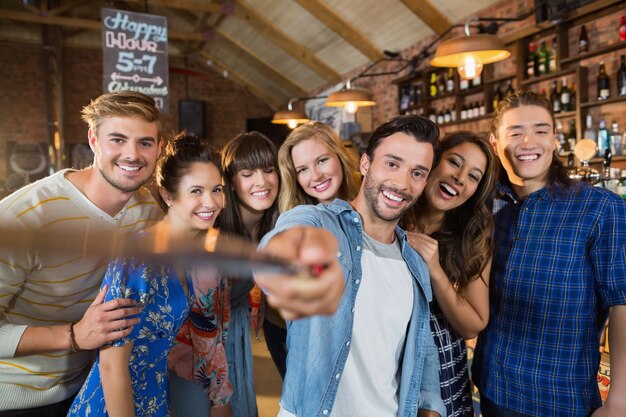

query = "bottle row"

[
  {"left": 524, "top": 14, "right": 626, "bottom": 80},
  {"left": 560, "top": 116, "right": 626, "bottom": 158},
  {"left": 597, "top": 55, "right": 626, "bottom": 100}
]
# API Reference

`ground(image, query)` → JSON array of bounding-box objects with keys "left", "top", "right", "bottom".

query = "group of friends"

[{"left": 0, "top": 89, "right": 624, "bottom": 417}]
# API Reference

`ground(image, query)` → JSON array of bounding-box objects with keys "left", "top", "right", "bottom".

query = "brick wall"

[{"left": 0, "top": 41, "right": 272, "bottom": 188}]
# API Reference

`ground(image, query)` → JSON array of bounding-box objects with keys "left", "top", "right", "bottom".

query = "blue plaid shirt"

[{"left": 472, "top": 181, "right": 626, "bottom": 416}]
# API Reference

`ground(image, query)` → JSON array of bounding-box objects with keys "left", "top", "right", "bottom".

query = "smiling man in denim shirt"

[{"left": 260, "top": 115, "right": 446, "bottom": 417}]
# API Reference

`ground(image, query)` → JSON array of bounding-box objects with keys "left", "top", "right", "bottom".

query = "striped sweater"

[{"left": 0, "top": 169, "right": 160, "bottom": 410}]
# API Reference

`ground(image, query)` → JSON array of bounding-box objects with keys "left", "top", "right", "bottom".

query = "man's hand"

[
  {"left": 255, "top": 227, "right": 344, "bottom": 321},
  {"left": 73, "top": 284, "right": 142, "bottom": 350}
]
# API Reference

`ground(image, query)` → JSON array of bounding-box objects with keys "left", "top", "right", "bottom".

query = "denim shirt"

[{"left": 259, "top": 199, "right": 445, "bottom": 417}]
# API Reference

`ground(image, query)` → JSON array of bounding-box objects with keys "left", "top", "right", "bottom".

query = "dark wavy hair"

[
  {"left": 155, "top": 130, "right": 222, "bottom": 212},
  {"left": 491, "top": 90, "right": 573, "bottom": 189},
  {"left": 366, "top": 114, "right": 440, "bottom": 161},
  {"left": 216, "top": 132, "right": 279, "bottom": 241},
  {"left": 403, "top": 132, "right": 498, "bottom": 291}
]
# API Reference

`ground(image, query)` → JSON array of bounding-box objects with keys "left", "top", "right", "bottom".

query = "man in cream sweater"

[{"left": 0, "top": 91, "right": 163, "bottom": 416}]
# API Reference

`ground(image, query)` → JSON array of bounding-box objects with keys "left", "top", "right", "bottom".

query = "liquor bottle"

[
  {"left": 579, "top": 24, "right": 589, "bottom": 54},
  {"left": 610, "top": 121, "right": 621, "bottom": 156},
  {"left": 567, "top": 118, "right": 577, "bottom": 152},
  {"left": 538, "top": 40, "right": 550, "bottom": 75},
  {"left": 620, "top": 15, "right": 626, "bottom": 42},
  {"left": 597, "top": 61, "right": 610, "bottom": 100},
  {"left": 560, "top": 78, "right": 572, "bottom": 112},
  {"left": 460, "top": 76, "right": 469, "bottom": 91},
  {"left": 549, "top": 35, "right": 558, "bottom": 73},
  {"left": 472, "top": 102, "right": 480, "bottom": 118},
  {"left": 618, "top": 54, "right": 626, "bottom": 97},
  {"left": 429, "top": 111, "right": 437, "bottom": 123},
  {"left": 479, "top": 101, "right": 486, "bottom": 116},
  {"left": 473, "top": 71, "right": 482, "bottom": 87},
  {"left": 401, "top": 86, "right": 411, "bottom": 112},
  {"left": 597, "top": 119, "right": 610, "bottom": 157},
  {"left": 450, "top": 107, "right": 457, "bottom": 122},
  {"left": 527, "top": 42, "right": 538, "bottom": 78},
  {"left": 550, "top": 81, "right": 561, "bottom": 113},
  {"left": 437, "top": 110, "right": 444, "bottom": 124},
  {"left": 556, "top": 121, "right": 567, "bottom": 155},
  {"left": 445, "top": 68, "right": 454, "bottom": 93},
  {"left": 505, "top": 81, "right": 515, "bottom": 97},
  {"left": 583, "top": 114, "right": 596, "bottom": 141},
  {"left": 492, "top": 85, "right": 503, "bottom": 111},
  {"left": 437, "top": 73, "right": 446, "bottom": 96},
  {"left": 461, "top": 104, "right": 468, "bottom": 120},
  {"left": 415, "top": 84, "right": 423, "bottom": 106},
  {"left": 430, "top": 73, "right": 437, "bottom": 97}
]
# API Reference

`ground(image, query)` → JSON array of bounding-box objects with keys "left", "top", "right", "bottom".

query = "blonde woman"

[{"left": 278, "top": 121, "right": 359, "bottom": 212}]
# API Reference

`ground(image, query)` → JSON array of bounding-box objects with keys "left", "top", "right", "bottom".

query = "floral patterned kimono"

[
  {"left": 167, "top": 264, "right": 233, "bottom": 408},
  {"left": 68, "top": 258, "right": 193, "bottom": 417}
]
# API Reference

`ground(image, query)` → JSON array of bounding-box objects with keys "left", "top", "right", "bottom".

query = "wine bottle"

[
  {"left": 539, "top": 40, "right": 550, "bottom": 75},
  {"left": 493, "top": 85, "right": 503, "bottom": 112},
  {"left": 560, "top": 78, "right": 572, "bottom": 112},
  {"left": 583, "top": 114, "right": 596, "bottom": 141},
  {"left": 527, "top": 42, "right": 538, "bottom": 78},
  {"left": 461, "top": 104, "right": 468, "bottom": 120},
  {"left": 551, "top": 81, "right": 561, "bottom": 113},
  {"left": 446, "top": 68, "right": 455, "bottom": 93},
  {"left": 567, "top": 119, "right": 577, "bottom": 152},
  {"left": 597, "top": 61, "right": 610, "bottom": 100},
  {"left": 437, "top": 73, "right": 446, "bottom": 96},
  {"left": 549, "top": 35, "right": 558, "bottom": 73},
  {"left": 618, "top": 54, "right": 626, "bottom": 97},
  {"left": 444, "top": 107, "right": 451, "bottom": 124},
  {"left": 556, "top": 121, "right": 567, "bottom": 155},
  {"left": 620, "top": 15, "right": 626, "bottom": 42},
  {"left": 610, "top": 121, "right": 621, "bottom": 156},
  {"left": 597, "top": 119, "right": 610, "bottom": 156},
  {"left": 479, "top": 101, "right": 486, "bottom": 116},
  {"left": 579, "top": 24, "right": 589, "bottom": 54},
  {"left": 571, "top": 82, "right": 577, "bottom": 110}
]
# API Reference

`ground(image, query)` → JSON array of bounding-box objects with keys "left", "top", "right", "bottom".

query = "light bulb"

[
  {"left": 345, "top": 102, "right": 358, "bottom": 114},
  {"left": 288, "top": 119, "right": 298, "bottom": 129},
  {"left": 458, "top": 55, "right": 483, "bottom": 80}
]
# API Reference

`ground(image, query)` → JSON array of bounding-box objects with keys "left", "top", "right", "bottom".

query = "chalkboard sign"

[{"left": 101, "top": 8, "right": 169, "bottom": 113}]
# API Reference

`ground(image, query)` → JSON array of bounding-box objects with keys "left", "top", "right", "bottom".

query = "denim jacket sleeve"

[
  {"left": 419, "top": 324, "right": 446, "bottom": 416},
  {"left": 258, "top": 205, "right": 322, "bottom": 250}
]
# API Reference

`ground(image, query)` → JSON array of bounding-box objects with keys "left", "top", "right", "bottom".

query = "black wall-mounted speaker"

[{"left": 179, "top": 100, "right": 206, "bottom": 138}]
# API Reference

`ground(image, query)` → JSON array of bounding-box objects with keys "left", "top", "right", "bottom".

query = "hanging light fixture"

[
  {"left": 325, "top": 79, "right": 376, "bottom": 114},
  {"left": 271, "top": 99, "right": 309, "bottom": 129},
  {"left": 431, "top": 19, "right": 510, "bottom": 80}
]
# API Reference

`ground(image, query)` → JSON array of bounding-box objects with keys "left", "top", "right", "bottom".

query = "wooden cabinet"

[{"left": 394, "top": 1, "right": 626, "bottom": 172}]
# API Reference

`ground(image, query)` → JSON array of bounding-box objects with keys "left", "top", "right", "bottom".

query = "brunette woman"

[{"left": 404, "top": 131, "right": 498, "bottom": 417}]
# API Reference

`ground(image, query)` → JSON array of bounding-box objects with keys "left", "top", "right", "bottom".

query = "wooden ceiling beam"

[
  {"left": 0, "top": 9, "right": 206, "bottom": 41},
  {"left": 195, "top": 51, "right": 284, "bottom": 109},
  {"left": 295, "top": 0, "right": 383, "bottom": 62},
  {"left": 233, "top": 1, "right": 341, "bottom": 84},
  {"left": 169, "top": 7, "right": 308, "bottom": 97},
  {"left": 48, "top": 0, "right": 90, "bottom": 16},
  {"left": 123, "top": 0, "right": 230, "bottom": 15},
  {"left": 400, "top": 0, "right": 451, "bottom": 35}
]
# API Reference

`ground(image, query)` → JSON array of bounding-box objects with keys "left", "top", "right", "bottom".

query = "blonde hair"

[
  {"left": 81, "top": 91, "right": 161, "bottom": 137},
  {"left": 278, "top": 121, "right": 359, "bottom": 212}
]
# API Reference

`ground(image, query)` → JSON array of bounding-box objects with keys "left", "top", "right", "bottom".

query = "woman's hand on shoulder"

[{"left": 406, "top": 231, "right": 442, "bottom": 275}]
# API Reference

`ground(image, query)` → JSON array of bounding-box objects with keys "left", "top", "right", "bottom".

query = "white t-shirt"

[{"left": 330, "top": 232, "right": 414, "bottom": 417}]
